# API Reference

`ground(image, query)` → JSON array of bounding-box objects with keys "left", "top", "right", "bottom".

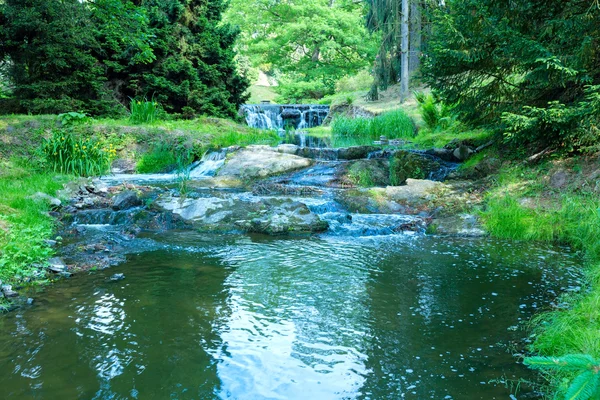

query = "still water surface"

[{"left": 0, "top": 232, "right": 580, "bottom": 399}]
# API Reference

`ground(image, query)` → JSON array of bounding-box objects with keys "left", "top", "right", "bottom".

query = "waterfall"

[
  {"left": 188, "top": 150, "right": 227, "bottom": 178},
  {"left": 241, "top": 104, "right": 329, "bottom": 131}
]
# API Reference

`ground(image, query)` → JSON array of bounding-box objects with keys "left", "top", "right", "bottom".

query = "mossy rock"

[
  {"left": 345, "top": 159, "right": 390, "bottom": 187},
  {"left": 389, "top": 151, "right": 442, "bottom": 185}
]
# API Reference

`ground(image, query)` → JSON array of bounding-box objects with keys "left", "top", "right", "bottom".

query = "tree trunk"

[
  {"left": 409, "top": 0, "right": 421, "bottom": 74},
  {"left": 400, "top": 0, "right": 410, "bottom": 102}
]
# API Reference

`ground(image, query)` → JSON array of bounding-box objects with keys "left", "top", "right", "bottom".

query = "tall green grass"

[
  {"left": 130, "top": 97, "right": 159, "bottom": 124},
  {"left": 481, "top": 173, "right": 600, "bottom": 398},
  {"left": 331, "top": 109, "right": 415, "bottom": 147},
  {"left": 42, "top": 129, "right": 113, "bottom": 176}
]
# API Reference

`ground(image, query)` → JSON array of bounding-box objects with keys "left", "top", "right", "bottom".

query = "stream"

[{"left": 0, "top": 149, "right": 583, "bottom": 399}]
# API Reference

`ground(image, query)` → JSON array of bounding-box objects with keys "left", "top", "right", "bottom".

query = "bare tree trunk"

[{"left": 400, "top": 0, "right": 410, "bottom": 102}]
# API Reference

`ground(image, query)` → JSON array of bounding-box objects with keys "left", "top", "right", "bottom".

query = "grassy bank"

[
  {"left": 480, "top": 160, "right": 600, "bottom": 397},
  {"left": 0, "top": 160, "right": 71, "bottom": 303}
]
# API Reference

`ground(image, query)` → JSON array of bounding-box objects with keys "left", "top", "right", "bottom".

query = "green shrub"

[
  {"left": 57, "top": 112, "right": 91, "bottom": 127},
  {"left": 335, "top": 70, "right": 373, "bottom": 93},
  {"left": 42, "top": 129, "right": 112, "bottom": 176},
  {"left": 415, "top": 92, "right": 455, "bottom": 131},
  {"left": 130, "top": 97, "right": 160, "bottom": 124},
  {"left": 136, "top": 145, "right": 177, "bottom": 173}
]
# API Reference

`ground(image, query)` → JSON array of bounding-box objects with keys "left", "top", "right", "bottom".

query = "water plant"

[
  {"left": 42, "top": 129, "right": 113, "bottom": 176},
  {"left": 130, "top": 97, "right": 159, "bottom": 124},
  {"left": 524, "top": 355, "right": 600, "bottom": 400},
  {"left": 176, "top": 151, "right": 193, "bottom": 196}
]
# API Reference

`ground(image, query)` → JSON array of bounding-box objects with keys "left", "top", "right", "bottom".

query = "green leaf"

[{"left": 564, "top": 370, "right": 600, "bottom": 400}]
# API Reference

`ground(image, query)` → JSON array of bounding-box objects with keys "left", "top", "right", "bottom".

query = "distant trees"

[
  {"left": 225, "top": 0, "right": 377, "bottom": 100},
  {"left": 0, "top": 0, "right": 248, "bottom": 117}
]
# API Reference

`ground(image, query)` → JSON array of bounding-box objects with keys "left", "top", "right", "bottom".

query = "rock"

[
  {"left": 26, "top": 298, "right": 34, "bottom": 305},
  {"left": 337, "top": 179, "right": 445, "bottom": 214},
  {"left": 343, "top": 159, "right": 390, "bottom": 187},
  {"left": 47, "top": 257, "right": 67, "bottom": 273},
  {"left": 218, "top": 148, "right": 312, "bottom": 179},
  {"left": 389, "top": 151, "right": 443, "bottom": 185},
  {"left": 28, "top": 192, "right": 61, "bottom": 208},
  {"left": 111, "top": 158, "right": 136, "bottom": 174},
  {"left": 44, "top": 239, "right": 57, "bottom": 247},
  {"left": 276, "top": 144, "right": 299, "bottom": 155},
  {"left": 112, "top": 190, "right": 142, "bottom": 211},
  {"left": 337, "top": 146, "right": 380, "bottom": 160},
  {"left": 550, "top": 170, "right": 570, "bottom": 189},
  {"left": 110, "top": 273, "right": 125, "bottom": 281},
  {"left": 1, "top": 284, "right": 18, "bottom": 298},
  {"left": 425, "top": 148, "right": 456, "bottom": 162},
  {"left": 156, "top": 195, "right": 327, "bottom": 235},
  {"left": 453, "top": 145, "right": 474, "bottom": 161},
  {"left": 294, "top": 147, "right": 339, "bottom": 160}
]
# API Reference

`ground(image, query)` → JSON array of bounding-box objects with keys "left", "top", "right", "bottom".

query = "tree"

[
  {"left": 423, "top": 0, "right": 600, "bottom": 149},
  {"left": 365, "top": 0, "right": 425, "bottom": 101},
  {"left": 128, "top": 0, "right": 249, "bottom": 117},
  {"left": 225, "top": 0, "right": 377, "bottom": 100},
  {"left": 0, "top": 0, "right": 248, "bottom": 118},
  {"left": 0, "top": 0, "right": 110, "bottom": 114}
]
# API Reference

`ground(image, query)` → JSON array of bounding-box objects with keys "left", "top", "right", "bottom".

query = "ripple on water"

[{"left": 0, "top": 232, "right": 583, "bottom": 399}]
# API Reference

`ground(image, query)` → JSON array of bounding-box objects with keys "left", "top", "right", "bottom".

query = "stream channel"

[{"left": 0, "top": 146, "right": 582, "bottom": 399}]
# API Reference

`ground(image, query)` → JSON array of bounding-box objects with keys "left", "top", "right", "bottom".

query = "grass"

[
  {"left": 136, "top": 145, "right": 178, "bottom": 173},
  {"left": 247, "top": 84, "right": 278, "bottom": 104},
  {"left": 0, "top": 160, "right": 71, "bottom": 286},
  {"left": 331, "top": 109, "right": 415, "bottom": 147},
  {"left": 479, "top": 163, "right": 600, "bottom": 398}
]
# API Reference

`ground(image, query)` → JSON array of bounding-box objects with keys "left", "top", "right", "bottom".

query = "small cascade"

[
  {"left": 188, "top": 150, "right": 227, "bottom": 178},
  {"left": 241, "top": 104, "right": 329, "bottom": 130},
  {"left": 100, "top": 150, "right": 228, "bottom": 185}
]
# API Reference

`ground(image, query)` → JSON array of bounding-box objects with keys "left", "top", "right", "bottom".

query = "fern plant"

[{"left": 524, "top": 354, "right": 600, "bottom": 400}]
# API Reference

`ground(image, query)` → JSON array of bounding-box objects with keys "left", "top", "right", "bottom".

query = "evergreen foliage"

[
  {"left": 423, "top": 0, "right": 600, "bottom": 150},
  {"left": 525, "top": 355, "right": 600, "bottom": 400},
  {"left": 0, "top": 0, "right": 248, "bottom": 117}
]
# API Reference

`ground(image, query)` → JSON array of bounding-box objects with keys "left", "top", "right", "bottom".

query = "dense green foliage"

[
  {"left": 0, "top": 161, "right": 70, "bottom": 286},
  {"left": 225, "top": 0, "right": 377, "bottom": 101},
  {"left": 0, "top": 0, "right": 248, "bottom": 117},
  {"left": 424, "top": 0, "right": 600, "bottom": 150}
]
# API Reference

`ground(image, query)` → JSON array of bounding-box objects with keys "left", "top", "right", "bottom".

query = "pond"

[{"left": 0, "top": 229, "right": 580, "bottom": 399}]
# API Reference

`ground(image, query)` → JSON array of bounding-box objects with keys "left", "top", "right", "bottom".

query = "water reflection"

[{"left": 0, "top": 233, "right": 582, "bottom": 399}]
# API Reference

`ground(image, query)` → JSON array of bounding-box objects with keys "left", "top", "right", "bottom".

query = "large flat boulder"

[
  {"left": 218, "top": 146, "right": 312, "bottom": 179},
  {"left": 156, "top": 195, "right": 327, "bottom": 235}
]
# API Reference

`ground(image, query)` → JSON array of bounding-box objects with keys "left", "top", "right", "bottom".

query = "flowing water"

[
  {"left": 0, "top": 230, "right": 581, "bottom": 399},
  {"left": 241, "top": 104, "right": 330, "bottom": 131},
  {"left": 0, "top": 152, "right": 584, "bottom": 399}
]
